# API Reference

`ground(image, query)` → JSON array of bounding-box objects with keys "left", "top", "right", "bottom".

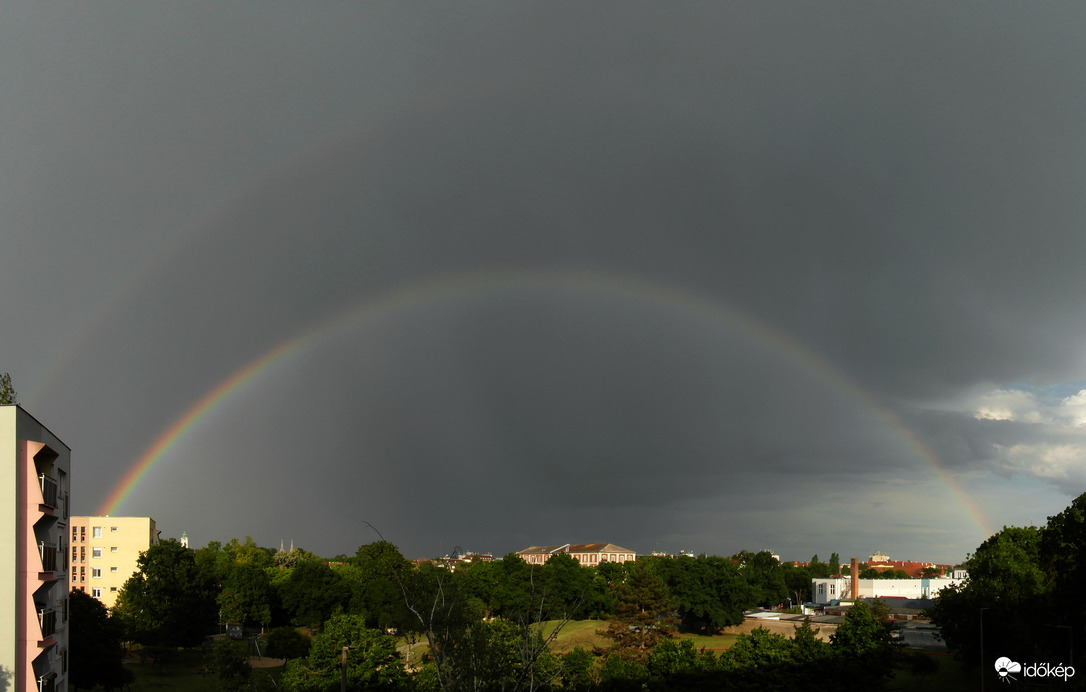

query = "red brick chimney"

[{"left": 850, "top": 558, "right": 859, "bottom": 600}]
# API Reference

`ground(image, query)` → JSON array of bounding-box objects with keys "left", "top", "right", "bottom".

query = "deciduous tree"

[
  {"left": 113, "top": 539, "right": 217, "bottom": 647},
  {"left": 0, "top": 373, "right": 15, "bottom": 404},
  {"left": 69, "top": 590, "right": 132, "bottom": 690},
  {"left": 278, "top": 560, "right": 352, "bottom": 629},
  {"left": 279, "top": 614, "right": 408, "bottom": 691}
]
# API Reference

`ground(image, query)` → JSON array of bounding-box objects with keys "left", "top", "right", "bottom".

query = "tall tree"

[
  {"left": 69, "top": 590, "right": 132, "bottom": 690},
  {"left": 0, "top": 372, "right": 16, "bottom": 404},
  {"left": 1039, "top": 490, "right": 1086, "bottom": 659},
  {"left": 349, "top": 540, "right": 413, "bottom": 629},
  {"left": 830, "top": 601, "right": 894, "bottom": 686},
  {"left": 602, "top": 559, "right": 675, "bottom": 658},
  {"left": 113, "top": 539, "right": 218, "bottom": 647},
  {"left": 735, "top": 550, "right": 788, "bottom": 608},
  {"left": 278, "top": 560, "right": 352, "bottom": 629},
  {"left": 779, "top": 562, "right": 813, "bottom": 606},
  {"left": 218, "top": 561, "right": 274, "bottom": 629},
  {"left": 656, "top": 554, "right": 750, "bottom": 633}
]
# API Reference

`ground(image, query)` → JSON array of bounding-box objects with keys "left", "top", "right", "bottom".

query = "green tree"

[
  {"left": 218, "top": 561, "right": 274, "bottom": 629},
  {"left": 655, "top": 554, "right": 750, "bottom": 633},
  {"left": 779, "top": 562, "right": 813, "bottom": 606},
  {"left": 734, "top": 550, "right": 788, "bottom": 608},
  {"left": 929, "top": 525, "right": 1050, "bottom": 671},
  {"left": 539, "top": 553, "right": 594, "bottom": 620},
  {"left": 718, "top": 627, "right": 795, "bottom": 689},
  {"left": 113, "top": 538, "right": 218, "bottom": 647},
  {"left": 1039, "top": 490, "right": 1086, "bottom": 659},
  {"left": 69, "top": 590, "right": 132, "bottom": 690},
  {"left": 830, "top": 601, "right": 893, "bottom": 686},
  {"left": 0, "top": 373, "right": 15, "bottom": 404},
  {"left": 266, "top": 626, "right": 313, "bottom": 660},
  {"left": 808, "top": 555, "right": 831, "bottom": 579},
  {"left": 349, "top": 541, "right": 413, "bottom": 630},
  {"left": 279, "top": 614, "right": 408, "bottom": 691},
  {"left": 828, "top": 553, "right": 841, "bottom": 577},
  {"left": 212, "top": 640, "right": 253, "bottom": 691},
  {"left": 602, "top": 559, "right": 675, "bottom": 658},
  {"left": 278, "top": 560, "right": 352, "bottom": 629}
]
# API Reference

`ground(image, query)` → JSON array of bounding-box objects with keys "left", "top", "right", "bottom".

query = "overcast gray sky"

[{"left": 4, "top": 3, "right": 1086, "bottom": 563}]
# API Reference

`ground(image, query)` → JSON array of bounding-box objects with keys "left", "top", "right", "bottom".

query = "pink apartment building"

[{"left": 1, "top": 405, "right": 70, "bottom": 692}]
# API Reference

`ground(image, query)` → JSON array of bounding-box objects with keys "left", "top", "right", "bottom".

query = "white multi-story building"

[
  {"left": 811, "top": 575, "right": 965, "bottom": 605},
  {"left": 69, "top": 516, "right": 160, "bottom": 609},
  {"left": 1, "top": 405, "right": 71, "bottom": 692}
]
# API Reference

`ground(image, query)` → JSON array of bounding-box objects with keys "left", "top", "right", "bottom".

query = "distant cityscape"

[{"left": 3, "top": 402, "right": 973, "bottom": 691}]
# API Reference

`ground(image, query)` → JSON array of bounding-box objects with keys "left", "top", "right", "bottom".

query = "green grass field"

[
  {"left": 125, "top": 647, "right": 284, "bottom": 691},
  {"left": 541, "top": 619, "right": 740, "bottom": 654}
]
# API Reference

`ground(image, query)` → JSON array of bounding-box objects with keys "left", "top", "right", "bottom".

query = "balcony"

[
  {"left": 39, "top": 474, "right": 58, "bottom": 509},
  {"left": 37, "top": 608, "right": 57, "bottom": 639},
  {"left": 38, "top": 542, "right": 57, "bottom": 574}
]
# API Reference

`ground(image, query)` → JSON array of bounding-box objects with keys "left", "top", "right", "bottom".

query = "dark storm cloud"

[{"left": 3, "top": 2, "right": 1086, "bottom": 562}]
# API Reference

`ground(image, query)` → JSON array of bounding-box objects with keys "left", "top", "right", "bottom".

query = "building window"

[
  {"left": 818, "top": 583, "right": 825, "bottom": 595},
  {"left": 92, "top": 527, "right": 102, "bottom": 538},
  {"left": 110, "top": 526, "right": 118, "bottom": 532},
  {"left": 110, "top": 547, "right": 118, "bottom": 553},
  {"left": 92, "top": 547, "right": 102, "bottom": 558},
  {"left": 92, "top": 568, "right": 101, "bottom": 578},
  {"left": 92, "top": 588, "right": 101, "bottom": 598},
  {"left": 830, "top": 583, "right": 836, "bottom": 595},
  {"left": 110, "top": 567, "right": 118, "bottom": 572},
  {"left": 110, "top": 586, "right": 118, "bottom": 592}
]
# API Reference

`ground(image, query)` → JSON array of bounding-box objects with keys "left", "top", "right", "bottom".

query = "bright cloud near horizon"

[{"left": 4, "top": 3, "right": 1086, "bottom": 564}]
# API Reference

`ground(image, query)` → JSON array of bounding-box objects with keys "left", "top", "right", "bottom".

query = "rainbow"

[{"left": 97, "top": 266, "right": 992, "bottom": 539}]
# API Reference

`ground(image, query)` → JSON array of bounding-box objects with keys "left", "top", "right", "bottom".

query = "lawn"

[
  {"left": 542, "top": 619, "right": 740, "bottom": 654},
  {"left": 125, "top": 647, "right": 284, "bottom": 691}
]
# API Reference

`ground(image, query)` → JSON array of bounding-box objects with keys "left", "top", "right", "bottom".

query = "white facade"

[{"left": 811, "top": 576, "right": 965, "bottom": 605}]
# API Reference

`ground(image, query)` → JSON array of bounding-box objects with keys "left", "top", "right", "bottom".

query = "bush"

[{"left": 265, "top": 627, "right": 312, "bottom": 659}]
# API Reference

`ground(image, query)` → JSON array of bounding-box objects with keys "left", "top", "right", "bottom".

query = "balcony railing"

[
  {"left": 39, "top": 474, "right": 57, "bottom": 508},
  {"left": 38, "top": 542, "right": 57, "bottom": 573},
  {"left": 37, "top": 608, "right": 56, "bottom": 639}
]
